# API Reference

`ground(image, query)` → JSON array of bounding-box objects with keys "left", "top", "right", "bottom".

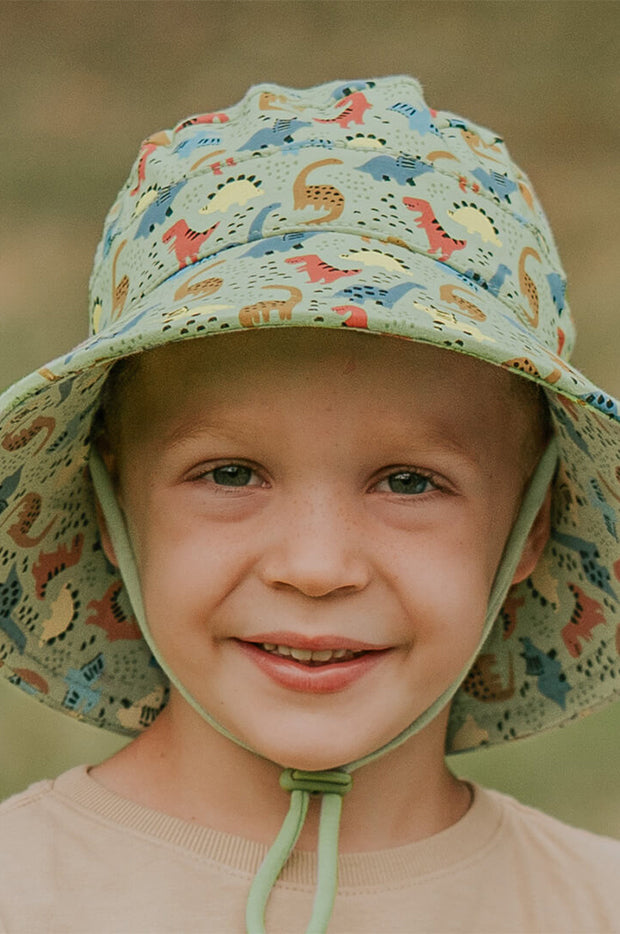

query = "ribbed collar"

[{"left": 52, "top": 766, "right": 505, "bottom": 890}]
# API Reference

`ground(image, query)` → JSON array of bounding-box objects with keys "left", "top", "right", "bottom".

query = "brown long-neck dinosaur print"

[
  {"left": 518, "top": 246, "right": 541, "bottom": 327},
  {"left": 293, "top": 159, "right": 344, "bottom": 225},
  {"left": 2, "top": 492, "right": 57, "bottom": 548},
  {"left": 238, "top": 285, "right": 302, "bottom": 327},
  {"left": 111, "top": 239, "right": 129, "bottom": 320},
  {"left": 1, "top": 416, "right": 55, "bottom": 455},
  {"left": 438, "top": 284, "right": 486, "bottom": 321}
]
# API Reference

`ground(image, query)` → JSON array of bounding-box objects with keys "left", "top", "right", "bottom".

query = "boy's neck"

[{"left": 91, "top": 697, "right": 471, "bottom": 852}]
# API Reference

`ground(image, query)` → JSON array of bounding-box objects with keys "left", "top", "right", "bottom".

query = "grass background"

[{"left": 1, "top": 0, "right": 619, "bottom": 836}]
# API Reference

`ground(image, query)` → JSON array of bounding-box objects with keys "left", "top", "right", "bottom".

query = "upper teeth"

[{"left": 261, "top": 643, "right": 356, "bottom": 663}]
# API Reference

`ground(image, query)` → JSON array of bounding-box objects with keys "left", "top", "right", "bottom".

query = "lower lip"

[{"left": 237, "top": 641, "right": 391, "bottom": 694}]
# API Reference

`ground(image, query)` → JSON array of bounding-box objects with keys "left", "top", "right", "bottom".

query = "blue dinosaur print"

[
  {"left": 0, "top": 565, "right": 25, "bottom": 653},
  {"left": 552, "top": 530, "right": 617, "bottom": 599},
  {"left": 243, "top": 231, "right": 319, "bottom": 258},
  {"left": 240, "top": 118, "right": 312, "bottom": 151},
  {"left": 546, "top": 272, "right": 567, "bottom": 315},
  {"left": 588, "top": 478, "right": 618, "bottom": 541},
  {"left": 389, "top": 102, "right": 439, "bottom": 136},
  {"left": 471, "top": 168, "right": 518, "bottom": 202},
  {"left": 172, "top": 135, "right": 221, "bottom": 157},
  {"left": 57, "top": 379, "right": 73, "bottom": 404},
  {"left": 553, "top": 405, "right": 590, "bottom": 455},
  {"left": 519, "top": 637, "right": 571, "bottom": 708},
  {"left": 356, "top": 153, "right": 433, "bottom": 186},
  {"left": 334, "top": 282, "right": 423, "bottom": 308},
  {"left": 136, "top": 180, "right": 189, "bottom": 238},
  {"left": 331, "top": 80, "right": 376, "bottom": 98},
  {"left": 247, "top": 202, "right": 282, "bottom": 241},
  {"left": 281, "top": 139, "right": 335, "bottom": 156},
  {"left": 461, "top": 263, "right": 511, "bottom": 297},
  {"left": 487, "top": 263, "right": 512, "bottom": 296},
  {"left": 0, "top": 466, "right": 23, "bottom": 514},
  {"left": 580, "top": 391, "right": 618, "bottom": 419},
  {"left": 102, "top": 216, "right": 123, "bottom": 259},
  {"left": 62, "top": 652, "right": 104, "bottom": 713}
]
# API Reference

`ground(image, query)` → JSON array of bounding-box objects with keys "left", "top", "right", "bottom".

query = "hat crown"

[{"left": 90, "top": 76, "right": 573, "bottom": 362}]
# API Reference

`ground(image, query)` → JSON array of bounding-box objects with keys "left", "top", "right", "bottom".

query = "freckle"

[{"left": 342, "top": 356, "right": 356, "bottom": 375}]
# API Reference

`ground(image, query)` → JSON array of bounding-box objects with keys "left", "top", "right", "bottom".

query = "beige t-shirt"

[{"left": 1, "top": 766, "right": 619, "bottom": 933}]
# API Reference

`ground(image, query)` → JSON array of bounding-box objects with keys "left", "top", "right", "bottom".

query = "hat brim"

[{"left": 1, "top": 231, "right": 619, "bottom": 749}]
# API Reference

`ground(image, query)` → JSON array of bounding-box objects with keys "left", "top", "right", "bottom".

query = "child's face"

[{"left": 100, "top": 329, "right": 548, "bottom": 771}]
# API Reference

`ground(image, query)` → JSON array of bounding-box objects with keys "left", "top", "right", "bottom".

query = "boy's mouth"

[
  {"left": 258, "top": 643, "right": 365, "bottom": 665},
  {"left": 237, "top": 637, "right": 391, "bottom": 693}
]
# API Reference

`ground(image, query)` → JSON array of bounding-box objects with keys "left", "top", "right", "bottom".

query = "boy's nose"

[{"left": 259, "top": 493, "right": 371, "bottom": 598}]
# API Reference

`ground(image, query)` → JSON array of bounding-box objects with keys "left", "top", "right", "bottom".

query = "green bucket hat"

[{"left": 1, "top": 74, "right": 619, "bottom": 930}]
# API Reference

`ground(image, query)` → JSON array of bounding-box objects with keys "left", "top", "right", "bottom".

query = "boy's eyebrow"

[
  {"left": 160, "top": 416, "right": 485, "bottom": 470},
  {"left": 162, "top": 420, "right": 238, "bottom": 450}
]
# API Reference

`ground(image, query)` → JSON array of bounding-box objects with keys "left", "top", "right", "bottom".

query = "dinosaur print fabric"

[{"left": 0, "top": 75, "right": 619, "bottom": 752}]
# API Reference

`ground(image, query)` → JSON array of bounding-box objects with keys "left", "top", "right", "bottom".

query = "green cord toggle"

[
  {"left": 279, "top": 769, "right": 353, "bottom": 796},
  {"left": 246, "top": 770, "right": 352, "bottom": 933}
]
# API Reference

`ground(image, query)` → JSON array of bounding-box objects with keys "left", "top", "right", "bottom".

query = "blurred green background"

[{"left": 1, "top": 0, "right": 619, "bottom": 836}]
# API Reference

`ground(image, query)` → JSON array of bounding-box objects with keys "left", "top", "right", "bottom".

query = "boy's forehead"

[
  {"left": 130, "top": 328, "right": 507, "bottom": 387},
  {"left": 115, "top": 330, "right": 542, "bottom": 443}
]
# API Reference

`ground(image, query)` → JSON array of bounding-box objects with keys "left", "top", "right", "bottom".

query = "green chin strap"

[{"left": 89, "top": 438, "right": 558, "bottom": 934}]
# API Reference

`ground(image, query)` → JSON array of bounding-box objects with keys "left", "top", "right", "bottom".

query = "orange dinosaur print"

[
  {"left": 561, "top": 583, "right": 606, "bottom": 658},
  {"left": 461, "top": 653, "right": 515, "bottom": 701},
  {"left": 333, "top": 304, "right": 369, "bottom": 328},
  {"left": 176, "top": 112, "right": 230, "bottom": 131},
  {"left": 499, "top": 593, "right": 526, "bottom": 639},
  {"left": 315, "top": 91, "right": 371, "bottom": 128},
  {"left": 162, "top": 220, "right": 218, "bottom": 269},
  {"left": 32, "top": 534, "right": 84, "bottom": 599},
  {"left": 10, "top": 668, "right": 49, "bottom": 694},
  {"left": 111, "top": 239, "right": 129, "bottom": 321},
  {"left": 438, "top": 284, "right": 486, "bottom": 321},
  {"left": 460, "top": 129, "right": 503, "bottom": 164},
  {"left": 86, "top": 581, "right": 142, "bottom": 642},
  {"left": 190, "top": 150, "right": 236, "bottom": 174},
  {"left": 259, "top": 91, "right": 297, "bottom": 113},
  {"left": 293, "top": 159, "right": 345, "bottom": 225},
  {"left": 2, "top": 493, "right": 57, "bottom": 548},
  {"left": 130, "top": 132, "right": 171, "bottom": 196},
  {"left": 518, "top": 246, "right": 541, "bottom": 327},
  {"left": 238, "top": 285, "right": 302, "bottom": 328},
  {"left": 173, "top": 262, "right": 225, "bottom": 300},
  {"left": 1, "top": 415, "right": 55, "bottom": 455},
  {"left": 403, "top": 198, "right": 466, "bottom": 261},
  {"left": 284, "top": 254, "right": 361, "bottom": 284}
]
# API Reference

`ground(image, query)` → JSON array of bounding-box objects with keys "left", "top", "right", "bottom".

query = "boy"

[{"left": 1, "top": 75, "right": 619, "bottom": 933}]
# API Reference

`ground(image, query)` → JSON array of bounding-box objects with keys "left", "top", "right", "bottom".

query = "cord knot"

[{"left": 279, "top": 768, "right": 353, "bottom": 796}]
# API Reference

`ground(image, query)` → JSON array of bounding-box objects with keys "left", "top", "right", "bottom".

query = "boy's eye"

[
  {"left": 210, "top": 464, "right": 255, "bottom": 487},
  {"left": 376, "top": 470, "right": 436, "bottom": 495}
]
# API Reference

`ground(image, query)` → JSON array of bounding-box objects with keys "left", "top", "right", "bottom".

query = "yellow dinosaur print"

[
  {"left": 451, "top": 715, "right": 490, "bottom": 751},
  {"left": 200, "top": 177, "right": 263, "bottom": 215},
  {"left": 446, "top": 203, "right": 501, "bottom": 246},
  {"left": 39, "top": 583, "right": 76, "bottom": 645},
  {"left": 413, "top": 300, "right": 495, "bottom": 342},
  {"left": 161, "top": 303, "right": 231, "bottom": 323},
  {"left": 116, "top": 687, "right": 167, "bottom": 732}
]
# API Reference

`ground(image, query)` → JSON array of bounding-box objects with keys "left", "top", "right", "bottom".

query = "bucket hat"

[{"left": 1, "top": 74, "right": 619, "bottom": 929}]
